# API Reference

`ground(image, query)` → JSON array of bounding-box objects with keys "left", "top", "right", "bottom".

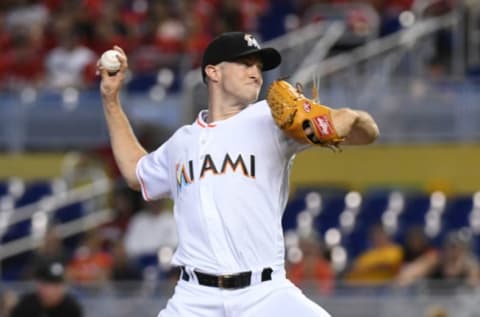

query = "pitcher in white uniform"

[{"left": 98, "top": 32, "right": 379, "bottom": 317}]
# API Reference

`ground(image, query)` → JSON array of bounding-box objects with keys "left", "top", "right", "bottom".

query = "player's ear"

[{"left": 205, "top": 65, "right": 220, "bottom": 83}]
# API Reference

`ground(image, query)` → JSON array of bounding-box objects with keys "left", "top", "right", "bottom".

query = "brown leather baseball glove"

[{"left": 266, "top": 80, "right": 344, "bottom": 150}]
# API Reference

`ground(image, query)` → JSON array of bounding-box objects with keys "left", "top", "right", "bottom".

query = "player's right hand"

[{"left": 97, "top": 45, "right": 128, "bottom": 104}]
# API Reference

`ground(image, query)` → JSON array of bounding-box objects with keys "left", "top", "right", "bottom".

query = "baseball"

[{"left": 100, "top": 49, "right": 121, "bottom": 73}]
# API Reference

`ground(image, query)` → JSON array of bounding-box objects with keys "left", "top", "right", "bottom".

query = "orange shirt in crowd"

[
  {"left": 288, "top": 258, "right": 335, "bottom": 295},
  {"left": 67, "top": 250, "right": 113, "bottom": 284}
]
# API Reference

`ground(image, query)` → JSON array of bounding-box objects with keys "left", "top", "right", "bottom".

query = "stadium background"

[{"left": 1, "top": 0, "right": 480, "bottom": 316}]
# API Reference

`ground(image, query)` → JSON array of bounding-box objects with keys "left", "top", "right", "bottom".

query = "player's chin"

[{"left": 247, "top": 91, "right": 260, "bottom": 104}]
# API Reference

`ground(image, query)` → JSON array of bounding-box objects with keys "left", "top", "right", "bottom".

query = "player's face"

[{"left": 220, "top": 55, "right": 263, "bottom": 105}]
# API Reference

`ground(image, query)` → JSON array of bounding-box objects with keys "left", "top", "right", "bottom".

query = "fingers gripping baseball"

[{"left": 98, "top": 46, "right": 128, "bottom": 101}]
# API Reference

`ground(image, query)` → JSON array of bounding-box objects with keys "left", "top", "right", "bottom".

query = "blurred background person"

[
  {"left": 344, "top": 224, "right": 403, "bottom": 286},
  {"left": 124, "top": 198, "right": 177, "bottom": 257},
  {"left": 395, "top": 226, "right": 439, "bottom": 287},
  {"left": 9, "top": 260, "right": 83, "bottom": 317},
  {"left": 0, "top": 290, "right": 17, "bottom": 317},
  {"left": 287, "top": 234, "right": 335, "bottom": 295},
  {"left": 99, "top": 187, "right": 137, "bottom": 247},
  {"left": 66, "top": 229, "right": 113, "bottom": 286},
  {"left": 427, "top": 230, "right": 479, "bottom": 291},
  {"left": 110, "top": 239, "right": 142, "bottom": 282},
  {"left": 25, "top": 227, "right": 67, "bottom": 279},
  {"left": 402, "top": 226, "right": 438, "bottom": 265},
  {"left": 44, "top": 22, "right": 96, "bottom": 89},
  {"left": 424, "top": 305, "right": 449, "bottom": 317}
]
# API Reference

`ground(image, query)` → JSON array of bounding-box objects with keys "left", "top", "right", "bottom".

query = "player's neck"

[{"left": 207, "top": 94, "right": 248, "bottom": 123}]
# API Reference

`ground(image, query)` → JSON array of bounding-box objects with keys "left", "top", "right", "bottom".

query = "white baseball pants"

[{"left": 157, "top": 272, "right": 331, "bottom": 317}]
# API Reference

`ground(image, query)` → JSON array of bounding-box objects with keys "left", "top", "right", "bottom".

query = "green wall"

[
  {"left": 1, "top": 145, "right": 479, "bottom": 193},
  {"left": 290, "top": 144, "right": 480, "bottom": 193},
  {"left": 0, "top": 154, "right": 64, "bottom": 180}
]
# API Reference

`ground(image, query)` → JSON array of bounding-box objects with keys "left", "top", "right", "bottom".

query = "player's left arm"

[{"left": 331, "top": 108, "right": 379, "bottom": 145}]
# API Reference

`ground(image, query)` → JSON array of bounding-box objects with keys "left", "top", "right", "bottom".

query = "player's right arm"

[{"left": 98, "top": 46, "right": 146, "bottom": 190}]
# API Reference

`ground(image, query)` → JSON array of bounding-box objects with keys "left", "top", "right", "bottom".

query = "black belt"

[{"left": 180, "top": 267, "right": 273, "bottom": 289}]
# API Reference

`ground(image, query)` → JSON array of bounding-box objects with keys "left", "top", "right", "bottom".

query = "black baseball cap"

[
  {"left": 34, "top": 260, "right": 65, "bottom": 283},
  {"left": 201, "top": 32, "right": 281, "bottom": 82}
]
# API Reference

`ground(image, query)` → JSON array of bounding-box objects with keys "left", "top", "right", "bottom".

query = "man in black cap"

[
  {"left": 97, "top": 32, "right": 377, "bottom": 316},
  {"left": 10, "top": 261, "right": 82, "bottom": 317}
]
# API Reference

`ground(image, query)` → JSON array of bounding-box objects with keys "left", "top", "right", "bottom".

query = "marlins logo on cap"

[{"left": 244, "top": 34, "right": 260, "bottom": 49}]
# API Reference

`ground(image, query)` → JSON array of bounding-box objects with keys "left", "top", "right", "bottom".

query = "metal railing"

[
  {"left": 0, "top": 208, "right": 113, "bottom": 261},
  {"left": 289, "top": 12, "right": 479, "bottom": 143},
  {"left": 292, "top": 12, "right": 459, "bottom": 84},
  {"left": 0, "top": 177, "right": 113, "bottom": 261}
]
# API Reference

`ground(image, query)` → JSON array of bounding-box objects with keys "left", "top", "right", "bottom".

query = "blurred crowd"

[
  {"left": 0, "top": 0, "right": 455, "bottom": 92},
  {"left": 2, "top": 184, "right": 479, "bottom": 291},
  {"left": 0, "top": 179, "right": 478, "bottom": 316},
  {"left": 287, "top": 224, "right": 479, "bottom": 296}
]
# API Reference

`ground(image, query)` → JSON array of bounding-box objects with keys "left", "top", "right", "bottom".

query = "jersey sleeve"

[
  {"left": 136, "top": 141, "right": 171, "bottom": 201},
  {"left": 270, "top": 112, "right": 310, "bottom": 157},
  {"left": 254, "top": 100, "right": 310, "bottom": 158},
  {"left": 276, "top": 128, "right": 310, "bottom": 156}
]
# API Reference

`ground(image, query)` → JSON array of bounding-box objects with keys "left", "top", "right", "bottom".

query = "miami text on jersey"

[{"left": 176, "top": 153, "right": 256, "bottom": 191}]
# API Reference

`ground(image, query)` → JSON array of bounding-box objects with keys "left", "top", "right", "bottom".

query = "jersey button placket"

[{"left": 198, "top": 128, "right": 231, "bottom": 268}]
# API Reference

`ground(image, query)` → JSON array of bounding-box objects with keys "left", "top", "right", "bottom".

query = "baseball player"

[{"left": 98, "top": 32, "right": 379, "bottom": 317}]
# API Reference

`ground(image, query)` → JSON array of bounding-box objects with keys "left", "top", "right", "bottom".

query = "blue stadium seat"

[
  {"left": 0, "top": 180, "right": 8, "bottom": 197},
  {"left": 282, "top": 196, "right": 306, "bottom": 231},
  {"left": 54, "top": 202, "right": 86, "bottom": 223},
  {"left": 397, "top": 192, "right": 431, "bottom": 228},
  {"left": 353, "top": 190, "right": 391, "bottom": 232},
  {"left": 359, "top": 190, "right": 390, "bottom": 222},
  {"left": 442, "top": 195, "right": 473, "bottom": 231},
  {"left": 136, "top": 253, "right": 158, "bottom": 269},
  {"left": 313, "top": 193, "right": 346, "bottom": 235},
  {"left": 15, "top": 181, "right": 52, "bottom": 208},
  {"left": 1, "top": 219, "right": 31, "bottom": 243},
  {"left": 0, "top": 251, "right": 33, "bottom": 280},
  {"left": 343, "top": 225, "right": 370, "bottom": 260},
  {"left": 284, "top": 185, "right": 348, "bottom": 232}
]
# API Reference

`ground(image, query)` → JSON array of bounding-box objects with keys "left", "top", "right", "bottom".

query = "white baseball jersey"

[{"left": 136, "top": 100, "right": 306, "bottom": 274}]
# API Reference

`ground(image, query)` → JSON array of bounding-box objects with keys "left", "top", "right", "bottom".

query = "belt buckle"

[{"left": 218, "top": 274, "right": 232, "bottom": 288}]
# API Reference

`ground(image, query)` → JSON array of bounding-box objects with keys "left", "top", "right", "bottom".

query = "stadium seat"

[
  {"left": 397, "top": 192, "right": 431, "bottom": 229},
  {"left": 342, "top": 225, "right": 370, "bottom": 260},
  {"left": 0, "top": 251, "right": 33, "bottom": 280},
  {"left": 136, "top": 253, "right": 159, "bottom": 269},
  {"left": 0, "top": 219, "right": 32, "bottom": 243},
  {"left": 54, "top": 202, "right": 86, "bottom": 223},
  {"left": 313, "top": 192, "right": 347, "bottom": 235},
  {"left": 282, "top": 196, "right": 306, "bottom": 231},
  {"left": 284, "top": 185, "right": 348, "bottom": 232},
  {"left": 15, "top": 181, "right": 53, "bottom": 208},
  {"left": 356, "top": 189, "right": 391, "bottom": 226},
  {"left": 0, "top": 180, "right": 8, "bottom": 197},
  {"left": 442, "top": 195, "right": 473, "bottom": 231}
]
